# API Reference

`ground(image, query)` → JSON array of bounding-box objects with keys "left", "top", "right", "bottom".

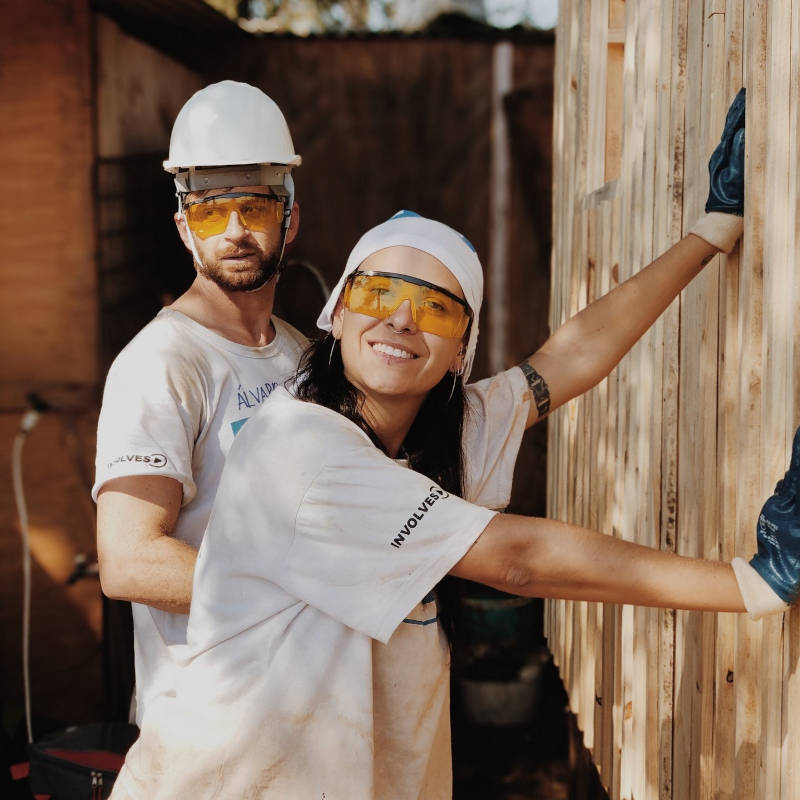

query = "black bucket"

[{"left": 27, "top": 723, "right": 138, "bottom": 799}]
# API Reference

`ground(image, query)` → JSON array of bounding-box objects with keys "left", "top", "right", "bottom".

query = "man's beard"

[{"left": 199, "top": 247, "right": 282, "bottom": 292}]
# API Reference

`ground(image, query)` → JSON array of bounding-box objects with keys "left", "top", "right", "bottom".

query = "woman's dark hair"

[{"left": 293, "top": 332, "right": 469, "bottom": 642}]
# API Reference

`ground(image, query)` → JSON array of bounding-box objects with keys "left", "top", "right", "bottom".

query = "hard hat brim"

[{"left": 163, "top": 155, "right": 301, "bottom": 172}]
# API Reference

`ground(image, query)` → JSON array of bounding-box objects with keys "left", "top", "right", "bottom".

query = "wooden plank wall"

[{"left": 547, "top": 1, "right": 800, "bottom": 798}]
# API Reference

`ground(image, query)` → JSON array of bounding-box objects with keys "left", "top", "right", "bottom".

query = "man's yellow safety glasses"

[
  {"left": 183, "top": 192, "right": 285, "bottom": 239},
  {"left": 343, "top": 271, "right": 472, "bottom": 339}
]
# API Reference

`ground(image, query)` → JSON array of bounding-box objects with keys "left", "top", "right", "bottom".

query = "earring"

[
  {"left": 328, "top": 336, "right": 338, "bottom": 369},
  {"left": 447, "top": 363, "right": 464, "bottom": 403}
]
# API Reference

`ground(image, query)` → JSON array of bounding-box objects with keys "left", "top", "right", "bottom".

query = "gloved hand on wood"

[
  {"left": 732, "top": 424, "right": 800, "bottom": 619},
  {"left": 689, "top": 87, "right": 745, "bottom": 253}
]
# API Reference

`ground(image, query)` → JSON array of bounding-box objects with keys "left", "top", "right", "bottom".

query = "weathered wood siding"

[{"left": 547, "top": 2, "right": 799, "bottom": 799}]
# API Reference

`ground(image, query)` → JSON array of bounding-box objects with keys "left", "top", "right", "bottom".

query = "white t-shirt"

[
  {"left": 111, "top": 367, "right": 531, "bottom": 800},
  {"left": 93, "top": 308, "right": 308, "bottom": 724}
]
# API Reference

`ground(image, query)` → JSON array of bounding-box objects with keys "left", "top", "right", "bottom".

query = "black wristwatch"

[{"left": 518, "top": 361, "right": 551, "bottom": 418}]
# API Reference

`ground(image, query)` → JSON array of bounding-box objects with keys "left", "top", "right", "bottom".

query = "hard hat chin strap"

[{"left": 176, "top": 195, "right": 208, "bottom": 273}]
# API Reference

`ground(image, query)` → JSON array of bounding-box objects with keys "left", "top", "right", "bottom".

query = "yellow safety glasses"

[
  {"left": 343, "top": 270, "right": 472, "bottom": 339},
  {"left": 183, "top": 192, "right": 285, "bottom": 239}
]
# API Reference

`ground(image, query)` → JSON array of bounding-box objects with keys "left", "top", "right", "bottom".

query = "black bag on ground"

[{"left": 27, "top": 723, "right": 138, "bottom": 799}]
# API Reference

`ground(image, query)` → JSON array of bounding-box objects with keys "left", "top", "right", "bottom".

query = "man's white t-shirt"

[
  {"left": 93, "top": 308, "right": 307, "bottom": 724},
  {"left": 111, "top": 367, "right": 531, "bottom": 800}
]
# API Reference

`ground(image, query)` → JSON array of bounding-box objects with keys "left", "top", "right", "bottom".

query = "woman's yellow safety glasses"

[
  {"left": 183, "top": 192, "right": 285, "bottom": 239},
  {"left": 343, "top": 271, "right": 472, "bottom": 339}
]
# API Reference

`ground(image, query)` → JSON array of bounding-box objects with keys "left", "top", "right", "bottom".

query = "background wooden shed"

[
  {"left": 547, "top": 1, "right": 800, "bottom": 799},
  {"left": 0, "top": 0, "right": 555, "bottom": 760}
]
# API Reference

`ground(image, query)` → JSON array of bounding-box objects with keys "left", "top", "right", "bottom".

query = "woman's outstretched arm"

[
  {"left": 522, "top": 232, "right": 719, "bottom": 428},
  {"left": 450, "top": 512, "right": 745, "bottom": 612},
  {"left": 518, "top": 88, "right": 745, "bottom": 429},
  {"left": 453, "top": 418, "right": 800, "bottom": 619}
]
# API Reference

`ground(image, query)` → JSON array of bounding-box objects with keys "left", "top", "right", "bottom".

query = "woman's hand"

[{"left": 688, "top": 88, "right": 746, "bottom": 253}]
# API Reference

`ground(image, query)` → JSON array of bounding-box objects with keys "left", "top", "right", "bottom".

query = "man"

[{"left": 93, "top": 81, "right": 308, "bottom": 724}]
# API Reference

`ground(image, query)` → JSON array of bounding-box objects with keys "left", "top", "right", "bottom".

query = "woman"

[{"left": 110, "top": 202, "right": 798, "bottom": 799}]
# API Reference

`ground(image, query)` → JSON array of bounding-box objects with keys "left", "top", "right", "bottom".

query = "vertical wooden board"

[
  {"left": 698, "top": 6, "right": 732, "bottom": 798},
  {"left": 652, "top": 2, "right": 685, "bottom": 797},
  {"left": 661, "top": 5, "right": 689, "bottom": 799},
  {"left": 589, "top": 198, "right": 615, "bottom": 776},
  {"left": 711, "top": 2, "right": 745, "bottom": 797},
  {"left": 616, "top": 3, "right": 660, "bottom": 796},
  {"left": 558, "top": 0, "right": 582, "bottom": 333},
  {"left": 605, "top": 45, "right": 625, "bottom": 184},
  {"left": 612, "top": 170, "right": 637, "bottom": 800},
  {"left": 631, "top": 5, "right": 665, "bottom": 796},
  {"left": 582, "top": 191, "right": 620, "bottom": 796},
  {"left": 712, "top": 247, "right": 740, "bottom": 800},
  {"left": 561, "top": 205, "right": 587, "bottom": 696},
  {"left": 610, "top": 602, "right": 624, "bottom": 800},
  {"left": 579, "top": 209, "right": 597, "bottom": 744},
  {"left": 755, "top": 3, "right": 794, "bottom": 798},
  {"left": 672, "top": 0, "right": 714, "bottom": 796},
  {"left": 618, "top": 604, "right": 634, "bottom": 800},
  {"left": 607, "top": 194, "right": 624, "bottom": 798},
  {"left": 544, "top": 2, "right": 571, "bottom": 652},
  {"left": 568, "top": 202, "right": 590, "bottom": 731},
  {"left": 781, "top": 3, "right": 800, "bottom": 797},
  {"left": 550, "top": 0, "right": 581, "bottom": 664},
  {"left": 587, "top": 0, "right": 610, "bottom": 192},
  {"left": 733, "top": 2, "right": 768, "bottom": 796},
  {"left": 578, "top": 208, "right": 602, "bottom": 751},
  {"left": 574, "top": 0, "right": 593, "bottom": 203}
]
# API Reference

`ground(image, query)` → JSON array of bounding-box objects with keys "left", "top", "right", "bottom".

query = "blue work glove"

[
  {"left": 705, "top": 87, "right": 746, "bottom": 215},
  {"left": 749, "top": 425, "right": 800, "bottom": 604},
  {"left": 689, "top": 88, "right": 746, "bottom": 253}
]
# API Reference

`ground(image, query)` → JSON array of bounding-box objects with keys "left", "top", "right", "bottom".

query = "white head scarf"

[{"left": 316, "top": 211, "right": 484, "bottom": 381}]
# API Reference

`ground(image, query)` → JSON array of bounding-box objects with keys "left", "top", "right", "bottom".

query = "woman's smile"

[{"left": 369, "top": 340, "right": 419, "bottom": 361}]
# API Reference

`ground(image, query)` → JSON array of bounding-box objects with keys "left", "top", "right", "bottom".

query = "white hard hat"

[{"left": 164, "top": 81, "right": 301, "bottom": 195}]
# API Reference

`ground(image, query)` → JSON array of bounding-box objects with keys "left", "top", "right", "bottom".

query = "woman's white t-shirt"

[{"left": 112, "top": 367, "right": 531, "bottom": 800}]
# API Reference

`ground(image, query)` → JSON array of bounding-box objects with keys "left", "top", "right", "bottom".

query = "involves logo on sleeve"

[
  {"left": 389, "top": 486, "right": 450, "bottom": 549},
  {"left": 107, "top": 453, "right": 167, "bottom": 469}
]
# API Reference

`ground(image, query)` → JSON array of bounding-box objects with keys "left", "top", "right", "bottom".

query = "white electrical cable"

[{"left": 12, "top": 408, "right": 40, "bottom": 744}]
